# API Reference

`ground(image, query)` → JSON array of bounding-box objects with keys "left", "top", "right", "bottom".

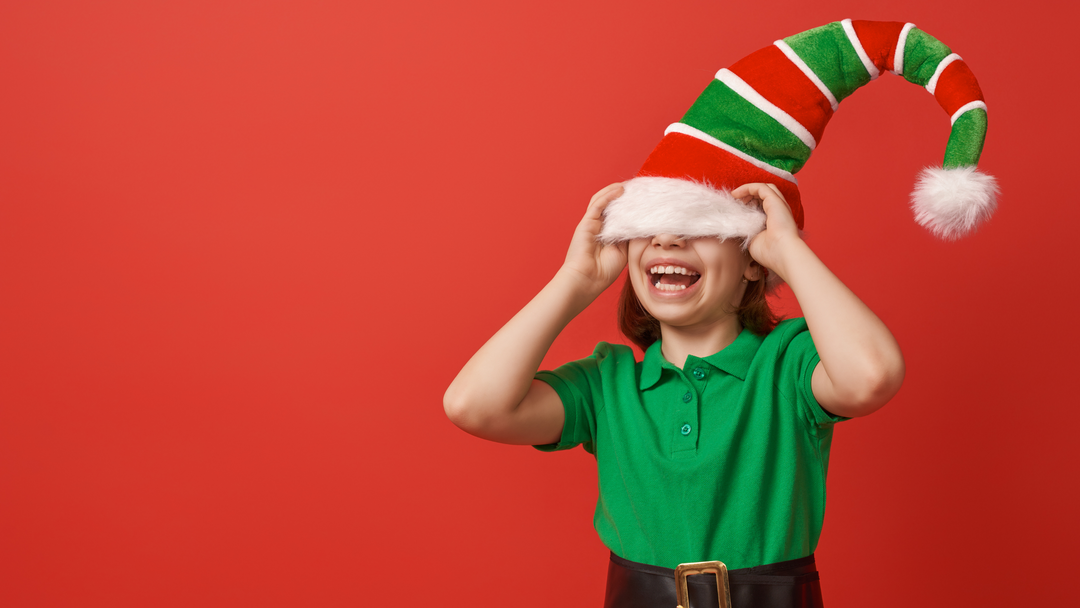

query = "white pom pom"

[{"left": 910, "top": 166, "right": 999, "bottom": 240}]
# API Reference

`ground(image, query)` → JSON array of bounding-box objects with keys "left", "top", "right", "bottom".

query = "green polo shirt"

[{"left": 534, "top": 318, "right": 846, "bottom": 570}]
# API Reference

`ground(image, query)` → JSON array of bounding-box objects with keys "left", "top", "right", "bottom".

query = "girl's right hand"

[{"left": 559, "top": 183, "right": 628, "bottom": 296}]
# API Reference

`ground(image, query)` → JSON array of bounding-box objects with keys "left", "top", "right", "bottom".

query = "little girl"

[{"left": 445, "top": 19, "right": 995, "bottom": 608}]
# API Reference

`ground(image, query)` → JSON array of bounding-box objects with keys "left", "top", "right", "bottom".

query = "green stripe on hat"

[
  {"left": 902, "top": 28, "right": 952, "bottom": 87},
  {"left": 943, "top": 108, "right": 987, "bottom": 168},
  {"left": 782, "top": 22, "right": 871, "bottom": 101},
  {"left": 680, "top": 79, "right": 812, "bottom": 174}
]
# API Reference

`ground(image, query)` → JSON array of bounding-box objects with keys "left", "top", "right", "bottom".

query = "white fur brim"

[
  {"left": 599, "top": 176, "right": 784, "bottom": 291},
  {"left": 598, "top": 177, "right": 766, "bottom": 244},
  {"left": 911, "top": 166, "right": 999, "bottom": 240}
]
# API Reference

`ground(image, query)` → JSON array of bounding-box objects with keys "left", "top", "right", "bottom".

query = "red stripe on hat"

[
  {"left": 728, "top": 45, "right": 833, "bottom": 145},
  {"left": 638, "top": 132, "right": 804, "bottom": 228},
  {"left": 934, "top": 60, "right": 984, "bottom": 116},
  {"left": 851, "top": 20, "right": 907, "bottom": 73}
]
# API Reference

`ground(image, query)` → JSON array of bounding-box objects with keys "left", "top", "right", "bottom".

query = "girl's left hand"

[{"left": 731, "top": 182, "right": 802, "bottom": 279}]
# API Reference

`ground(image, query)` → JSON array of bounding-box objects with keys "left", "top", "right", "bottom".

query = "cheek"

[
  {"left": 626, "top": 240, "right": 649, "bottom": 291},
  {"left": 628, "top": 267, "right": 649, "bottom": 296},
  {"left": 625, "top": 269, "right": 658, "bottom": 315}
]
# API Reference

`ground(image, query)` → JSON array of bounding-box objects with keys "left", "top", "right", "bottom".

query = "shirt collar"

[
  {"left": 701, "top": 328, "right": 763, "bottom": 381},
  {"left": 639, "top": 341, "right": 666, "bottom": 390},
  {"left": 638, "top": 328, "right": 764, "bottom": 390}
]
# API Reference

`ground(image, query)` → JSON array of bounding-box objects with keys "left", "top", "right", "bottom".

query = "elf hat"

[{"left": 599, "top": 19, "right": 998, "bottom": 246}]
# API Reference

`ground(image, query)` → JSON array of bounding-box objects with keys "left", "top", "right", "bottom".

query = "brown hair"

[{"left": 617, "top": 271, "right": 779, "bottom": 352}]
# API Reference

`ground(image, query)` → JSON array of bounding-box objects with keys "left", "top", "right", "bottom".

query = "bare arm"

[
  {"left": 443, "top": 184, "right": 628, "bottom": 444},
  {"left": 734, "top": 183, "right": 905, "bottom": 418}
]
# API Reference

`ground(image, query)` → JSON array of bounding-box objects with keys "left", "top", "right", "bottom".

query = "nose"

[{"left": 651, "top": 233, "right": 686, "bottom": 248}]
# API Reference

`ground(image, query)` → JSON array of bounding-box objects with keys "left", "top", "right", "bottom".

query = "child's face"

[{"left": 626, "top": 235, "right": 758, "bottom": 331}]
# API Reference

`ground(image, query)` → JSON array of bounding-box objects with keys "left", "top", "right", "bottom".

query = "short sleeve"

[
  {"left": 532, "top": 347, "right": 608, "bottom": 454},
  {"left": 777, "top": 320, "right": 850, "bottom": 429}
]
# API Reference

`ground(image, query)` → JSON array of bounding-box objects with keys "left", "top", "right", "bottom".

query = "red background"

[{"left": 1, "top": 0, "right": 1077, "bottom": 606}]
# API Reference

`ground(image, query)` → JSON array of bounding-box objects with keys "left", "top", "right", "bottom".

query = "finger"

[
  {"left": 584, "top": 183, "right": 624, "bottom": 220},
  {"left": 730, "top": 183, "right": 757, "bottom": 200},
  {"left": 763, "top": 182, "right": 787, "bottom": 204},
  {"left": 588, "top": 182, "right": 623, "bottom": 207},
  {"left": 732, "top": 182, "right": 787, "bottom": 206},
  {"left": 758, "top": 188, "right": 795, "bottom": 219},
  {"left": 731, "top": 183, "right": 772, "bottom": 206}
]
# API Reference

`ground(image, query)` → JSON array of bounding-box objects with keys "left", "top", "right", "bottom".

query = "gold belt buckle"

[{"left": 674, "top": 560, "right": 731, "bottom": 608}]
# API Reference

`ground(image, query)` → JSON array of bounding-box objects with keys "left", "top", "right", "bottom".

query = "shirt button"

[
  {"left": 682, "top": 392, "right": 692, "bottom": 403},
  {"left": 680, "top": 424, "right": 692, "bottom": 436},
  {"left": 692, "top": 368, "right": 706, "bottom": 380}
]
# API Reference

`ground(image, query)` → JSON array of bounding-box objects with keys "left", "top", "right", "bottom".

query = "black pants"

[{"left": 604, "top": 552, "right": 823, "bottom": 608}]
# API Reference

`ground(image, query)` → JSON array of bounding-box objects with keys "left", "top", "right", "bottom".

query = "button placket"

[{"left": 672, "top": 379, "right": 699, "bottom": 458}]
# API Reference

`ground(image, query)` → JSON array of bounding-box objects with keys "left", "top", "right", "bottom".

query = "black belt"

[{"left": 604, "top": 552, "right": 823, "bottom": 608}]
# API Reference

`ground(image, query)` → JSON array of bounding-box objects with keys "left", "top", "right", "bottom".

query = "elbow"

[
  {"left": 856, "top": 372, "right": 904, "bottom": 416},
  {"left": 443, "top": 385, "right": 502, "bottom": 435},
  {"left": 443, "top": 385, "right": 471, "bottom": 428},
  {"left": 835, "top": 356, "right": 906, "bottom": 417}
]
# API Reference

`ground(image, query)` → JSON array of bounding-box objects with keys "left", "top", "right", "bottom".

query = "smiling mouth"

[{"left": 648, "top": 265, "right": 701, "bottom": 292}]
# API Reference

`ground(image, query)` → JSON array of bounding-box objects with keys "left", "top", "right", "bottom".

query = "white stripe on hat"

[
  {"left": 950, "top": 100, "right": 987, "bottom": 125},
  {"left": 926, "top": 53, "right": 962, "bottom": 95},
  {"left": 773, "top": 40, "right": 839, "bottom": 112},
  {"left": 892, "top": 23, "right": 916, "bottom": 76},
  {"left": 664, "top": 122, "right": 799, "bottom": 184},
  {"left": 841, "top": 18, "right": 880, "bottom": 81},
  {"left": 714, "top": 68, "right": 817, "bottom": 151}
]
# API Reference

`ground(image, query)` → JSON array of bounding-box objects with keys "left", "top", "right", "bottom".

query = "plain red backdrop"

[{"left": 1, "top": 0, "right": 1077, "bottom": 606}]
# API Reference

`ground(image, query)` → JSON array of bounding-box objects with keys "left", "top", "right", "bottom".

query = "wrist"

[
  {"left": 552, "top": 266, "right": 608, "bottom": 309},
  {"left": 767, "top": 236, "right": 811, "bottom": 282}
]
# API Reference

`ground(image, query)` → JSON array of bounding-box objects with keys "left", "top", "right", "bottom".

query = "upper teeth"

[{"left": 649, "top": 265, "right": 698, "bottom": 276}]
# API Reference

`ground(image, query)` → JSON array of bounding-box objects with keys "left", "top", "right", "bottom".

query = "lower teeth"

[{"left": 654, "top": 282, "right": 687, "bottom": 291}]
